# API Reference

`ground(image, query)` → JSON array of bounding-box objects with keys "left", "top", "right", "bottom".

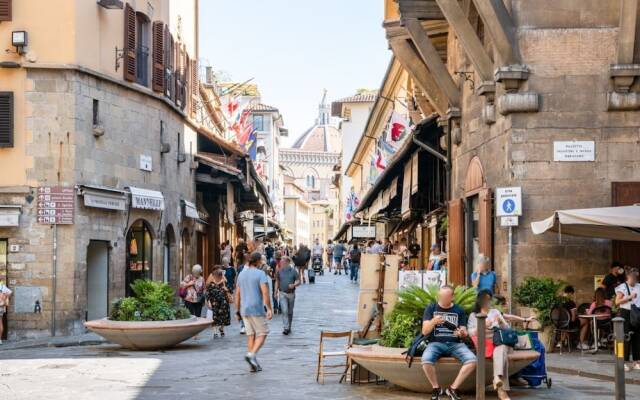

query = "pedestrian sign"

[{"left": 496, "top": 187, "right": 522, "bottom": 217}]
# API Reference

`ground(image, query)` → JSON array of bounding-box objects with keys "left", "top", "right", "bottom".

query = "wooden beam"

[
  {"left": 390, "top": 39, "right": 449, "bottom": 116},
  {"left": 398, "top": 0, "right": 444, "bottom": 20},
  {"left": 435, "top": 0, "right": 494, "bottom": 82},
  {"left": 472, "top": 0, "right": 519, "bottom": 65},
  {"left": 618, "top": 0, "right": 639, "bottom": 64},
  {"left": 405, "top": 18, "right": 461, "bottom": 107}
]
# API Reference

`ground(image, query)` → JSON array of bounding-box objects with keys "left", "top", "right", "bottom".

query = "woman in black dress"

[{"left": 206, "top": 267, "right": 231, "bottom": 338}]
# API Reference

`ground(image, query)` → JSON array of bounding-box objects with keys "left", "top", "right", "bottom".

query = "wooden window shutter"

[
  {"left": 0, "top": 0, "right": 11, "bottom": 21},
  {"left": 448, "top": 198, "right": 465, "bottom": 285},
  {"left": 151, "top": 21, "right": 165, "bottom": 93},
  {"left": 190, "top": 57, "right": 198, "bottom": 117},
  {"left": 478, "top": 188, "right": 493, "bottom": 261},
  {"left": 123, "top": 3, "right": 136, "bottom": 82},
  {"left": 0, "top": 92, "right": 14, "bottom": 148}
]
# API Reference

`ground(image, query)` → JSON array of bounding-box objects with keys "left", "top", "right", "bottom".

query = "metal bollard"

[
  {"left": 476, "top": 313, "right": 486, "bottom": 400},
  {"left": 613, "top": 317, "right": 625, "bottom": 400}
]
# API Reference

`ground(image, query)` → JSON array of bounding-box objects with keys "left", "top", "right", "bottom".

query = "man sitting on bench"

[{"left": 421, "top": 285, "right": 477, "bottom": 400}]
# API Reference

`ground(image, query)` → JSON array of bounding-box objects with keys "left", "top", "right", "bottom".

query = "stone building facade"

[
  {"left": 378, "top": 0, "right": 640, "bottom": 301},
  {"left": 0, "top": 0, "right": 200, "bottom": 338}
]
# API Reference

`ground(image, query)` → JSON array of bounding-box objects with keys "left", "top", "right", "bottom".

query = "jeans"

[
  {"left": 279, "top": 292, "right": 296, "bottom": 331},
  {"left": 421, "top": 341, "right": 477, "bottom": 365},
  {"left": 350, "top": 263, "right": 360, "bottom": 282}
]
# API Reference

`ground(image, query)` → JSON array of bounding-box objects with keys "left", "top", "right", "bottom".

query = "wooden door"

[
  {"left": 612, "top": 182, "right": 640, "bottom": 266},
  {"left": 448, "top": 199, "right": 465, "bottom": 285}
]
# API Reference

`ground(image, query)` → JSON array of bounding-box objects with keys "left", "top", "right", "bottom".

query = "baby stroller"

[{"left": 516, "top": 330, "right": 552, "bottom": 388}]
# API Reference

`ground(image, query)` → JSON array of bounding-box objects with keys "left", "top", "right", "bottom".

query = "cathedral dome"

[{"left": 291, "top": 90, "right": 342, "bottom": 153}]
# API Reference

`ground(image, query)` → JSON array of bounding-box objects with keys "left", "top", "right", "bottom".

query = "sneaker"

[
  {"left": 634, "top": 363, "right": 640, "bottom": 371},
  {"left": 431, "top": 388, "right": 442, "bottom": 400},
  {"left": 283, "top": 329, "right": 289, "bottom": 335},
  {"left": 245, "top": 353, "right": 258, "bottom": 372},
  {"left": 445, "top": 387, "right": 462, "bottom": 400},
  {"left": 577, "top": 343, "right": 591, "bottom": 350},
  {"left": 256, "top": 360, "right": 263, "bottom": 372},
  {"left": 240, "top": 326, "right": 246, "bottom": 335},
  {"left": 624, "top": 364, "right": 631, "bottom": 372}
]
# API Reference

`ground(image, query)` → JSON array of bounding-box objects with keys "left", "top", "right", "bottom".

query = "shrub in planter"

[
  {"left": 110, "top": 280, "right": 191, "bottom": 322},
  {"left": 380, "top": 285, "right": 477, "bottom": 348},
  {"left": 513, "top": 277, "right": 565, "bottom": 327}
]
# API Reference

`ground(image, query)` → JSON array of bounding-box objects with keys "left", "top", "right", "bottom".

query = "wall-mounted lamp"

[{"left": 11, "top": 31, "right": 28, "bottom": 55}]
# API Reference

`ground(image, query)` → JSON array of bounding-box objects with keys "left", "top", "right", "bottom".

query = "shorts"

[
  {"left": 421, "top": 341, "right": 477, "bottom": 365},
  {"left": 243, "top": 315, "right": 269, "bottom": 337}
]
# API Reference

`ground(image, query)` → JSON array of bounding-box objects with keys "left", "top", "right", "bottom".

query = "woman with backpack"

[{"left": 615, "top": 267, "right": 640, "bottom": 372}]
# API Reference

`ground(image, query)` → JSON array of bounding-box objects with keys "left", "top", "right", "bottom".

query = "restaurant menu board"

[{"left": 36, "top": 187, "right": 75, "bottom": 225}]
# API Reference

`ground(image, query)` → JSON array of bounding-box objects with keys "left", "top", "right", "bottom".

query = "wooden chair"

[{"left": 316, "top": 330, "right": 354, "bottom": 384}]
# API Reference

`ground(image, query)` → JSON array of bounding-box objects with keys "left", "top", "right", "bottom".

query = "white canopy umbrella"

[{"left": 531, "top": 205, "right": 640, "bottom": 241}]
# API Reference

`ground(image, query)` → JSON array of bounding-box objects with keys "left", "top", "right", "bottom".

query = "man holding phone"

[{"left": 421, "top": 286, "right": 476, "bottom": 400}]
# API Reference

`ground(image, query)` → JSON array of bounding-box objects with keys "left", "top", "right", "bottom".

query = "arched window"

[
  {"left": 306, "top": 174, "right": 316, "bottom": 188},
  {"left": 126, "top": 219, "right": 154, "bottom": 296}
]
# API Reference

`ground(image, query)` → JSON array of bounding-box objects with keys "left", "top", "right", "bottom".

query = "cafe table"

[{"left": 578, "top": 314, "right": 599, "bottom": 353}]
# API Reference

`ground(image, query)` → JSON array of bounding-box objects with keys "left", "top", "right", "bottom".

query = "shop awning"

[
  {"left": 128, "top": 187, "right": 165, "bottom": 211},
  {"left": 182, "top": 200, "right": 199, "bottom": 219},
  {"left": 0, "top": 205, "right": 21, "bottom": 227},
  {"left": 78, "top": 185, "right": 127, "bottom": 211},
  {"left": 531, "top": 205, "right": 640, "bottom": 241}
]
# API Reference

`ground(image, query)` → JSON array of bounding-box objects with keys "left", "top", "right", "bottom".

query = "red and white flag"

[{"left": 388, "top": 111, "right": 410, "bottom": 150}]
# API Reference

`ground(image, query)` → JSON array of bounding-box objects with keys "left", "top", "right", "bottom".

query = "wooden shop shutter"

[
  {"left": 151, "top": 21, "right": 165, "bottom": 93},
  {"left": 0, "top": 0, "right": 11, "bottom": 21},
  {"left": 0, "top": 92, "right": 13, "bottom": 147},
  {"left": 190, "top": 57, "right": 198, "bottom": 117},
  {"left": 123, "top": 3, "right": 136, "bottom": 82},
  {"left": 478, "top": 188, "right": 493, "bottom": 261},
  {"left": 448, "top": 198, "right": 465, "bottom": 285}
]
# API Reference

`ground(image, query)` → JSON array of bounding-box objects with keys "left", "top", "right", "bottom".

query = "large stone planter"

[
  {"left": 84, "top": 317, "right": 211, "bottom": 350},
  {"left": 347, "top": 345, "right": 540, "bottom": 393}
]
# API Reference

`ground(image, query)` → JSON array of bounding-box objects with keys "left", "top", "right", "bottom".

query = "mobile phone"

[{"left": 441, "top": 320, "right": 458, "bottom": 331}]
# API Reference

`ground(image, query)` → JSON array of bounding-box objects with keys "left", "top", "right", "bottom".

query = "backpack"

[{"left": 403, "top": 334, "right": 429, "bottom": 368}]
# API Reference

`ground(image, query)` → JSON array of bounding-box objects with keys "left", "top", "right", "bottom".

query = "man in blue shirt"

[
  {"left": 421, "top": 286, "right": 476, "bottom": 400},
  {"left": 236, "top": 251, "right": 273, "bottom": 372},
  {"left": 471, "top": 254, "right": 497, "bottom": 295}
]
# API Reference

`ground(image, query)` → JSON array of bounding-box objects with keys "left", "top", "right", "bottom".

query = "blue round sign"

[{"left": 502, "top": 199, "right": 516, "bottom": 214}]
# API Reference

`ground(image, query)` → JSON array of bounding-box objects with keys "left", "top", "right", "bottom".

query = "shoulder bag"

[
  {"left": 493, "top": 327, "right": 518, "bottom": 347},
  {"left": 404, "top": 334, "right": 429, "bottom": 368},
  {"left": 625, "top": 283, "right": 640, "bottom": 327}
]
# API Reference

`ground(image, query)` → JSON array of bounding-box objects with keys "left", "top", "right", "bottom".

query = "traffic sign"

[
  {"left": 496, "top": 187, "right": 522, "bottom": 217},
  {"left": 36, "top": 187, "right": 75, "bottom": 225}
]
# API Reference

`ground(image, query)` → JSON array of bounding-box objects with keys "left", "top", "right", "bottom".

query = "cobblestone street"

[{"left": 0, "top": 273, "right": 638, "bottom": 399}]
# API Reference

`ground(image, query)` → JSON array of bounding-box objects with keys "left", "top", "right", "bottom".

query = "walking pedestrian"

[
  {"left": 293, "top": 244, "right": 310, "bottom": 284},
  {"left": 221, "top": 257, "right": 236, "bottom": 293},
  {"left": 349, "top": 242, "right": 361, "bottom": 283},
  {"left": 276, "top": 255, "right": 300, "bottom": 335},
  {"left": 0, "top": 280, "right": 12, "bottom": 344},
  {"left": 235, "top": 252, "right": 273, "bottom": 372},
  {"left": 615, "top": 267, "right": 640, "bottom": 372},
  {"left": 206, "top": 267, "right": 231, "bottom": 338},
  {"left": 333, "top": 240, "right": 345, "bottom": 275},
  {"left": 180, "top": 265, "right": 205, "bottom": 317},
  {"left": 326, "top": 240, "right": 334, "bottom": 272}
]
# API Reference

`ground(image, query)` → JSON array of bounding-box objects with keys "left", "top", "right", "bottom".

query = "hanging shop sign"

[
  {"left": 128, "top": 187, "right": 165, "bottom": 210},
  {"left": 553, "top": 141, "right": 595, "bottom": 162},
  {"left": 36, "top": 186, "right": 74, "bottom": 224},
  {"left": 411, "top": 153, "right": 419, "bottom": 194},
  {"left": 182, "top": 200, "right": 199, "bottom": 219},
  {"left": 401, "top": 161, "right": 412, "bottom": 219},
  {"left": 80, "top": 186, "right": 127, "bottom": 211},
  {"left": 0, "top": 205, "right": 21, "bottom": 227},
  {"left": 496, "top": 186, "right": 522, "bottom": 217},
  {"left": 351, "top": 224, "right": 376, "bottom": 239}
]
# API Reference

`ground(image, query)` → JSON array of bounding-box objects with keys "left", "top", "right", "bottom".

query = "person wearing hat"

[{"left": 427, "top": 243, "right": 447, "bottom": 271}]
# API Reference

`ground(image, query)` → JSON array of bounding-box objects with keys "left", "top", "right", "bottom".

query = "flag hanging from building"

[
  {"left": 388, "top": 111, "right": 410, "bottom": 150},
  {"left": 345, "top": 188, "right": 360, "bottom": 222}
]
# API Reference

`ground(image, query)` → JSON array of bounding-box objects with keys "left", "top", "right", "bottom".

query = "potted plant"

[
  {"left": 513, "top": 276, "right": 565, "bottom": 351},
  {"left": 84, "top": 279, "right": 211, "bottom": 350}
]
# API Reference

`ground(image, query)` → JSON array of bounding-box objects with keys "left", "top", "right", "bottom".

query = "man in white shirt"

[{"left": 615, "top": 268, "right": 640, "bottom": 372}]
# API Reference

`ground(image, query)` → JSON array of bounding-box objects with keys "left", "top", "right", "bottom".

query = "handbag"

[
  {"left": 471, "top": 336, "right": 495, "bottom": 358},
  {"left": 624, "top": 283, "right": 640, "bottom": 327},
  {"left": 178, "top": 286, "right": 188, "bottom": 299},
  {"left": 493, "top": 328, "right": 518, "bottom": 347}
]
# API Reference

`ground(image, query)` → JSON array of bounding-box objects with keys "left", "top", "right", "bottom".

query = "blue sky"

[{"left": 199, "top": 0, "right": 391, "bottom": 146}]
